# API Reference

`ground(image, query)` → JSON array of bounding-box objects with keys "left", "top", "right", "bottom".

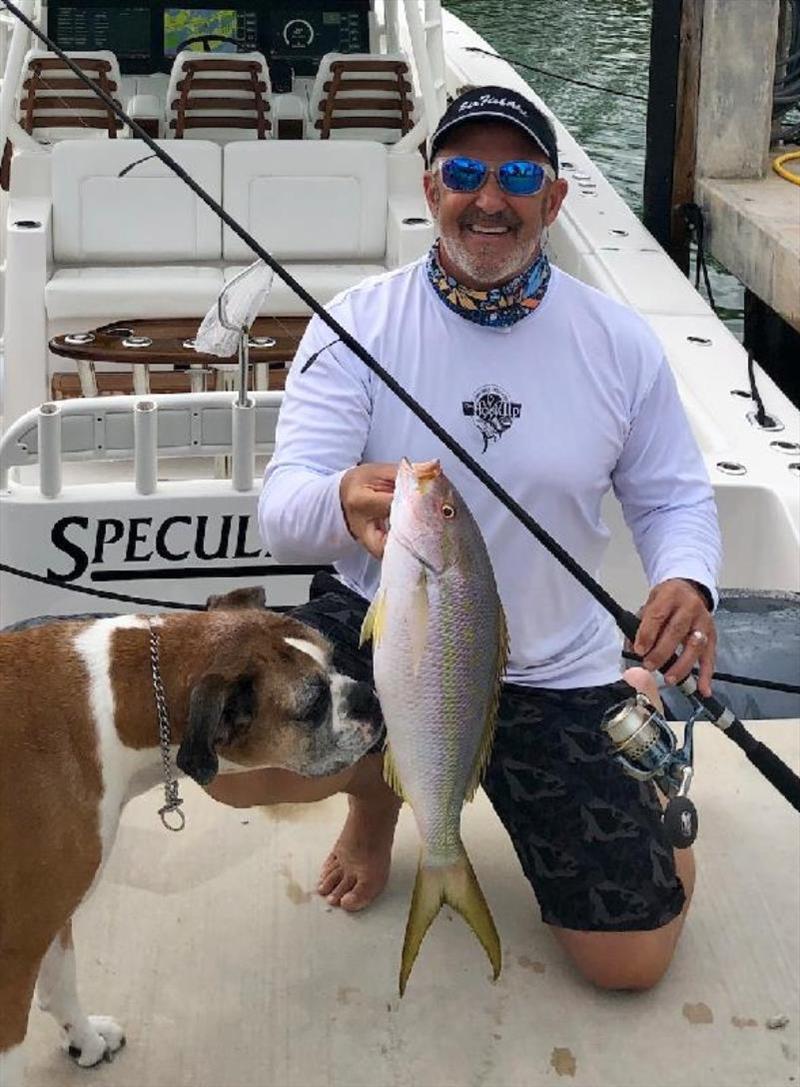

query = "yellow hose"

[{"left": 772, "top": 149, "right": 800, "bottom": 186}]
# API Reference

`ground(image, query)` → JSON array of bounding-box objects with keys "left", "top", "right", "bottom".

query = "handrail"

[
  {"left": 402, "top": 0, "right": 443, "bottom": 143},
  {"left": 0, "top": 391, "right": 283, "bottom": 494},
  {"left": 0, "top": 0, "right": 33, "bottom": 156}
]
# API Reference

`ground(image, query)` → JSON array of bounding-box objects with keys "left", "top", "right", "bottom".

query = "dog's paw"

[{"left": 66, "top": 1016, "right": 126, "bottom": 1067}]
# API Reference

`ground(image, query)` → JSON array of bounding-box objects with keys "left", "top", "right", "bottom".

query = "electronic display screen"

[
  {"left": 163, "top": 8, "right": 257, "bottom": 56},
  {"left": 48, "top": 2, "right": 371, "bottom": 75},
  {"left": 269, "top": 6, "right": 369, "bottom": 75},
  {"left": 52, "top": 5, "right": 151, "bottom": 60}
]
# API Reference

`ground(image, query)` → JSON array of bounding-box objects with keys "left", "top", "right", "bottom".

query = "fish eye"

[{"left": 441, "top": 503, "right": 456, "bottom": 519}]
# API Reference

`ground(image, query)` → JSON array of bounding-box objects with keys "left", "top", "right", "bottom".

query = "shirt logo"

[{"left": 462, "top": 384, "right": 522, "bottom": 452}]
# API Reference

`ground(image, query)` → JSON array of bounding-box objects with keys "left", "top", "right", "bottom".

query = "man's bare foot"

[{"left": 318, "top": 777, "right": 401, "bottom": 912}]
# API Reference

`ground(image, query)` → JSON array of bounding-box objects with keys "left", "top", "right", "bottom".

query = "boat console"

[{"left": 47, "top": 0, "right": 373, "bottom": 77}]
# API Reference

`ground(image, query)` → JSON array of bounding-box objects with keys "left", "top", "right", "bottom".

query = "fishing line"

[
  {"left": 3, "top": 1, "right": 798, "bottom": 813},
  {"left": 2, "top": 558, "right": 797, "bottom": 694},
  {"left": 463, "top": 46, "right": 649, "bottom": 102}
]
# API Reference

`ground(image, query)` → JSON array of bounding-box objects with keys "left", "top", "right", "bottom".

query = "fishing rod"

[
  {"left": 3, "top": 558, "right": 797, "bottom": 696},
  {"left": 3, "top": 1, "right": 799, "bottom": 840}
]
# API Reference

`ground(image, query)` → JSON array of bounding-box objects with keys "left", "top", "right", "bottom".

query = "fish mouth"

[{"left": 400, "top": 457, "right": 441, "bottom": 495}]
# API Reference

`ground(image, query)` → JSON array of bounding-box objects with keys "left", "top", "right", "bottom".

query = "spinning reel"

[{"left": 601, "top": 690, "right": 710, "bottom": 848}]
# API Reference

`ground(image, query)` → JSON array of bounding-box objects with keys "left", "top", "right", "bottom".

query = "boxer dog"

[{"left": 0, "top": 588, "right": 382, "bottom": 1086}]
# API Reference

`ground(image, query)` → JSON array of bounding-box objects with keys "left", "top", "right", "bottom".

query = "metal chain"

[{"left": 147, "top": 619, "right": 186, "bottom": 831}]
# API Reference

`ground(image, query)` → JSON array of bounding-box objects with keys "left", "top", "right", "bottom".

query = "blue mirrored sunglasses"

[{"left": 436, "top": 156, "right": 555, "bottom": 196}]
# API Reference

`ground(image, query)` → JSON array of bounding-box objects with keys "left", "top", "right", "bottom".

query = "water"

[{"left": 444, "top": 0, "right": 745, "bottom": 337}]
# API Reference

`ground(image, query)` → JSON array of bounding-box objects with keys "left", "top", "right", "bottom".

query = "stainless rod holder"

[
  {"left": 134, "top": 399, "right": 158, "bottom": 495},
  {"left": 38, "top": 402, "right": 62, "bottom": 498},
  {"left": 232, "top": 397, "right": 256, "bottom": 492}
]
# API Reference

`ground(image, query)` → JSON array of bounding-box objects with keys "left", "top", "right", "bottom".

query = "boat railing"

[{"left": 0, "top": 391, "right": 283, "bottom": 496}]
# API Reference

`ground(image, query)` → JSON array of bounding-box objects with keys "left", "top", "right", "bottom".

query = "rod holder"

[
  {"left": 134, "top": 399, "right": 158, "bottom": 495},
  {"left": 232, "top": 397, "right": 256, "bottom": 492},
  {"left": 38, "top": 402, "right": 62, "bottom": 498}
]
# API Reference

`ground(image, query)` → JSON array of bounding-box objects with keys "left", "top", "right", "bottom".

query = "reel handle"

[{"left": 663, "top": 796, "right": 698, "bottom": 848}]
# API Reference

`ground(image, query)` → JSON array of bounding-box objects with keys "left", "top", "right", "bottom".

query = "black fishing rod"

[{"left": 3, "top": 1, "right": 799, "bottom": 828}]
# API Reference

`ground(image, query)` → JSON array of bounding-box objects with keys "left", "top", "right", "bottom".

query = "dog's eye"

[{"left": 296, "top": 678, "right": 331, "bottom": 725}]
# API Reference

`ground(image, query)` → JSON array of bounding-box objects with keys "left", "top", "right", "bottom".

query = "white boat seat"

[
  {"left": 223, "top": 264, "right": 387, "bottom": 316},
  {"left": 3, "top": 136, "right": 434, "bottom": 416},
  {"left": 51, "top": 139, "right": 221, "bottom": 262},
  {"left": 308, "top": 53, "right": 416, "bottom": 143},
  {"left": 46, "top": 266, "right": 225, "bottom": 321},
  {"left": 223, "top": 140, "right": 388, "bottom": 262},
  {"left": 18, "top": 50, "right": 124, "bottom": 142},
  {"left": 44, "top": 139, "right": 223, "bottom": 321},
  {"left": 166, "top": 50, "right": 272, "bottom": 141}
]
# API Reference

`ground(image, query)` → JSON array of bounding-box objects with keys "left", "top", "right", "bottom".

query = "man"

[{"left": 208, "top": 86, "right": 721, "bottom": 991}]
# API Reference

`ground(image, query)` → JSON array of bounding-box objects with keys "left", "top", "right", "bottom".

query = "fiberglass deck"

[{"left": 21, "top": 720, "right": 800, "bottom": 1087}]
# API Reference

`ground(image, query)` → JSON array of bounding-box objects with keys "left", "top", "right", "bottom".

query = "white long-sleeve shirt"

[{"left": 259, "top": 259, "right": 721, "bottom": 687}]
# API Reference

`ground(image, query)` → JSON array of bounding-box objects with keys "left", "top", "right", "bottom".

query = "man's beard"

[{"left": 438, "top": 214, "right": 542, "bottom": 287}]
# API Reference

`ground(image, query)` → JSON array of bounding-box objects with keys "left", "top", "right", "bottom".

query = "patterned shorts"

[{"left": 292, "top": 572, "right": 686, "bottom": 933}]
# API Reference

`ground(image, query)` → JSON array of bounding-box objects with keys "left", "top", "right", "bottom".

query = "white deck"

[{"left": 21, "top": 721, "right": 800, "bottom": 1087}]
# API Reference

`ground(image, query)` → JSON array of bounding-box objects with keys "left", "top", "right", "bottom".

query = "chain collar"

[{"left": 146, "top": 619, "right": 186, "bottom": 831}]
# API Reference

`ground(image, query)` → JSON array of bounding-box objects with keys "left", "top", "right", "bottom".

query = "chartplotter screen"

[{"left": 163, "top": 8, "right": 258, "bottom": 56}]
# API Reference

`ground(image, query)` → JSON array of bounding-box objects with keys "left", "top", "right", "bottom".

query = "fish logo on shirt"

[{"left": 462, "top": 384, "right": 522, "bottom": 452}]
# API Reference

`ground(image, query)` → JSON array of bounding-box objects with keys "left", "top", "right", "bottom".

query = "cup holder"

[
  {"left": 14, "top": 219, "right": 42, "bottom": 229},
  {"left": 402, "top": 217, "right": 431, "bottom": 226}
]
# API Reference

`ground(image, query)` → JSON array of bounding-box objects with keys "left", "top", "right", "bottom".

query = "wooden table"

[{"left": 49, "top": 316, "right": 309, "bottom": 399}]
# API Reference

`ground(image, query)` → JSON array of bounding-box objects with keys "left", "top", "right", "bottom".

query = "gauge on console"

[{"left": 282, "top": 18, "right": 315, "bottom": 50}]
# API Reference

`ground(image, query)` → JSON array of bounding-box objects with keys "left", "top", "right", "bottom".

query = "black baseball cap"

[{"left": 429, "top": 86, "right": 559, "bottom": 175}]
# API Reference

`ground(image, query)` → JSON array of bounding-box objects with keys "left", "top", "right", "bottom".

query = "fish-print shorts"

[{"left": 292, "top": 571, "right": 686, "bottom": 933}]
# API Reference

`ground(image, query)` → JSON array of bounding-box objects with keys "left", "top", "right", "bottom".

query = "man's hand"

[
  {"left": 340, "top": 462, "right": 398, "bottom": 559},
  {"left": 633, "top": 578, "right": 717, "bottom": 697}
]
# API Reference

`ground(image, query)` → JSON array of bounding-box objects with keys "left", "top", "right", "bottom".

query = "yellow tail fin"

[{"left": 399, "top": 847, "right": 501, "bottom": 996}]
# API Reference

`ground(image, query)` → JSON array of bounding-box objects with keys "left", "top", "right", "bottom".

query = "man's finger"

[
  {"left": 352, "top": 489, "right": 394, "bottom": 521},
  {"left": 697, "top": 642, "right": 716, "bottom": 697},
  {"left": 361, "top": 519, "right": 388, "bottom": 559},
  {"left": 663, "top": 635, "right": 703, "bottom": 686},
  {"left": 638, "top": 612, "right": 693, "bottom": 671}
]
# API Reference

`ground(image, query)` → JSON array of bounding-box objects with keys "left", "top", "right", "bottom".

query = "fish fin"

[
  {"left": 382, "top": 742, "right": 407, "bottom": 801},
  {"left": 465, "top": 605, "right": 510, "bottom": 801},
  {"left": 359, "top": 588, "right": 387, "bottom": 648},
  {"left": 410, "top": 569, "right": 428, "bottom": 677},
  {"left": 399, "top": 846, "right": 501, "bottom": 997}
]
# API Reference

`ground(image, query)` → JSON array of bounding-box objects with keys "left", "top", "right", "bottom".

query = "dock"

[
  {"left": 695, "top": 1, "right": 800, "bottom": 333},
  {"left": 645, "top": 0, "right": 800, "bottom": 402}
]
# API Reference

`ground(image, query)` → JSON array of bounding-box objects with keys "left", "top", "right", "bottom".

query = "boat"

[{"left": 0, "top": 3, "right": 797, "bottom": 1085}]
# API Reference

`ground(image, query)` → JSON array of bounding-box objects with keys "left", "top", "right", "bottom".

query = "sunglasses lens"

[
  {"left": 498, "top": 161, "right": 546, "bottom": 195},
  {"left": 440, "top": 157, "right": 487, "bottom": 192}
]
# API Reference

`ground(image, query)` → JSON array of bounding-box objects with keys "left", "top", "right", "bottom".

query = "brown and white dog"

[{"left": 0, "top": 588, "right": 382, "bottom": 1086}]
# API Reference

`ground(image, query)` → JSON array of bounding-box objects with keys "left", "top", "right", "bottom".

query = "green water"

[{"left": 444, "top": 0, "right": 745, "bottom": 335}]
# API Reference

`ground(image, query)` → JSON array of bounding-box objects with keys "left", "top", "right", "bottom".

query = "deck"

[{"left": 22, "top": 720, "right": 800, "bottom": 1087}]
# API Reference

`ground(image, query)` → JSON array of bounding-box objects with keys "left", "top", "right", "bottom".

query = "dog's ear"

[
  {"left": 206, "top": 586, "right": 266, "bottom": 611},
  {"left": 177, "top": 673, "right": 257, "bottom": 784}
]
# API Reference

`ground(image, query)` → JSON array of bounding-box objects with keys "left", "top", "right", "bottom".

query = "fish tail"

[{"left": 399, "top": 846, "right": 501, "bottom": 996}]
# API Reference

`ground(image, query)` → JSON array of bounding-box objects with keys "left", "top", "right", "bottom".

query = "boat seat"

[
  {"left": 45, "top": 139, "right": 223, "bottom": 321},
  {"left": 222, "top": 140, "right": 433, "bottom": 314},
  {"left": 18, "top": 50, "right": 124, "bottom": 142},
  {"left": 308, "top": 53, "right": 416, "bottom": 143},
  {"left": 3, "top": 136, "right": 434, "bottom": 417},
  {"left": 3, "top": 139, "right": 225, "bottom": 418},
  {"left": 165, "top": 51, "right": 272, "bottom": 142},
  {"left": 222, "top": 263, "right": 388, "bottom": 315}
]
